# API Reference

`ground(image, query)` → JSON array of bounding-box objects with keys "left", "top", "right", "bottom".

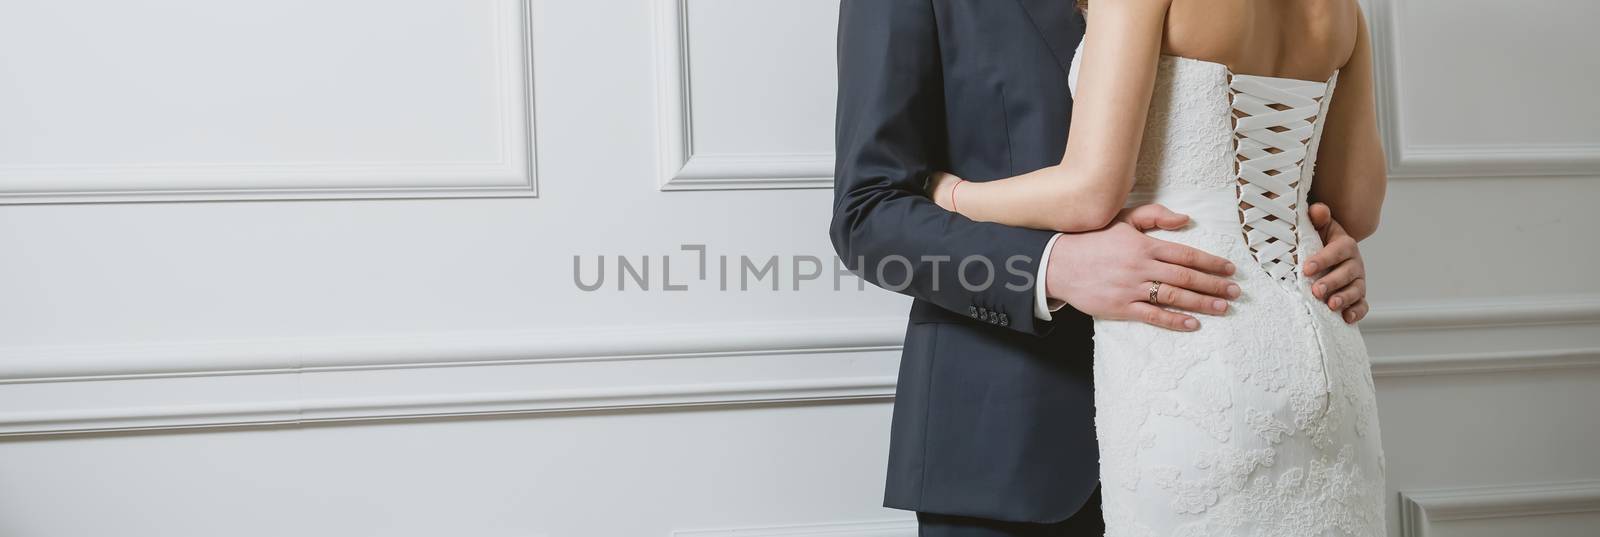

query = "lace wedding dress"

[{"left": 1068, "top": 41, "right": 1388, "bottom": 536}]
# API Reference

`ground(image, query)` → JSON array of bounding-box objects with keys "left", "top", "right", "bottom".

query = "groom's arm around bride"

[{"left": 827, "top": 0, "right": 1237, "bottom": 527}]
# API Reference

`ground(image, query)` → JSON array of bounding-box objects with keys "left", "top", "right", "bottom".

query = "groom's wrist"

[{"left": 1033, "top": 233, "right": 1067, "bottom": 320}]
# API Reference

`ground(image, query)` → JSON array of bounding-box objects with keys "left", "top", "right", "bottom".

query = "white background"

[{"left": 0, "top": 0, "right": 1596, "bottom": 536}]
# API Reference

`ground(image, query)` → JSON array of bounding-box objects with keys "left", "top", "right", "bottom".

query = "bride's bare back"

[{"left": 1163, "top": 0, "right": 1359, "bottom": 82}]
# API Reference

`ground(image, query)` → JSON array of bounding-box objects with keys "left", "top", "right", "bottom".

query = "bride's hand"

[{"left": 926, "top": 171, "right": 963, "bottom": 211}]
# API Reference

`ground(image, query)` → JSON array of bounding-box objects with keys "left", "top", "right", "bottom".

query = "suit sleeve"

[{"left": 830, "top": 0, "right": 1061, "bottom": 336}]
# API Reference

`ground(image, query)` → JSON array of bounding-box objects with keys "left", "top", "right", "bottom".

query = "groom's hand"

[
  {"left": 1303, "top": 202, "right": 1370, "bottom": 324},
  {"left": 1044, "top": 204, "right": 1240, "bottom": 332}
]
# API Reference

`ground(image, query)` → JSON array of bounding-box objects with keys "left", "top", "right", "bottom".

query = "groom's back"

[{"left": 1162, "top": 0, "right": 1360, "bottom": 81}]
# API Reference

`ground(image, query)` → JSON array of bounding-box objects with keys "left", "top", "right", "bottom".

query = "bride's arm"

[
  {"left": 927, "top": 0, "right": 1169, "bottom": 232},
  {"left": 1309, "top": 5, "right": 1387, "bottom": 241}
]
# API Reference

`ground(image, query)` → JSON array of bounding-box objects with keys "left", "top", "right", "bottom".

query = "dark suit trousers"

[{"left": 917, "top": 486, "right": 1103, "bottom": 537}]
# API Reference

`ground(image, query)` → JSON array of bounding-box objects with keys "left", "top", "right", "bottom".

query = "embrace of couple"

[{"left": 828, "top": 0, "right": 1389, "bottom": 535}]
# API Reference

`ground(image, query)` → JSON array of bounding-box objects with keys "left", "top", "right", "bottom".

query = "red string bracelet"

[{"left": 951, "top": 179, "right": 967, "bottom": 213}]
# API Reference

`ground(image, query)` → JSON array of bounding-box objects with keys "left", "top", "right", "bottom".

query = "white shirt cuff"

[{"left": 1034, "top": 233, "right": 1067, "bottom": 320}]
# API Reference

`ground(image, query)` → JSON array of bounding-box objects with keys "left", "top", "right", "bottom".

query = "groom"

[{"left": 829, "top": 0, "right": 1374, "bottom": 535}]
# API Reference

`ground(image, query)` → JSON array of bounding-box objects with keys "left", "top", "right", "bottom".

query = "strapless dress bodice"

[{"left": 1070, "top": 48, "right": 1340, "bottom": 284}]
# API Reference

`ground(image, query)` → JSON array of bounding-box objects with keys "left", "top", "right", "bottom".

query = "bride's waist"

[
  {"left": 1125, "top": 185, "right": 1302, "bottom": 229},
  {"left": 1127, "top": 185, "right": 1325, "bottom": 280}
]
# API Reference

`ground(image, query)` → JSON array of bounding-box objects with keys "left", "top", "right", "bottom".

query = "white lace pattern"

[{"left": 1070, "top": 43, "right": 1387, "bottom": 537}]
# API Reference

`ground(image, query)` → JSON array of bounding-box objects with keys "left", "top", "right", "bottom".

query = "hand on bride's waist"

[{"left": 1043, "top": 204, "right": 1241, "bottom": 332}]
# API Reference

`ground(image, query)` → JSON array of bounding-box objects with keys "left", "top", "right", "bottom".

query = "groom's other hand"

[
  {"left": 1303, "top": 202, "right": 1369, "bottom": 324},
  {"left": 1044, "top": 204, "right": 1240, "bottom": 332}
]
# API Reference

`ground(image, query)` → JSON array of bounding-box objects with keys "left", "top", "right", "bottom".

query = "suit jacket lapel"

[{"left": 1012, "top": 0, "right": 1086, "bottom": 77}]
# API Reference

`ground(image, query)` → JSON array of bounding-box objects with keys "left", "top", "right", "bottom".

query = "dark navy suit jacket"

[{"left": 829, "top": 0, "right": 1096, "bottom": 524}]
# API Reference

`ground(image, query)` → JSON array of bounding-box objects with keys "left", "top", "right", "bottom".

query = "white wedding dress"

[{"left": 1068, "top": 42, "right": 1388, "bottom": 536}]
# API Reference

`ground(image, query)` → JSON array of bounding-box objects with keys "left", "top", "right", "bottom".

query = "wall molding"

[
  {"left": 651, "top": 0, "right": 834, "bottom": 191},
  {"left": 673, "top": 520, "right": 916, "bottom": 537},
  {"left": 0, "top": 375, "right": 898, "bottom": 438},
  {"left": 1372, "top": 347, "right": 1600, "bottom": 378},
  {"left": 1399, "top": 480, "right": 1600, "bottom": 537},
  {"left": 1366, "top": 0, "right": 1600, "bottom": 179},
  {"left": 0, "top": 0, "right": 539, "bottom": 204},
  {"left": 5, "top": 294, "right": 1594, "bottom": 383},
  {"left": 0, "top": 317, "right": 906, "bottom": 383},
  {"left": 1359, "top": 293, "right": 1600, "bottom": 332},
  {"left": 667, "top": 153, "right": 835, "bottom": 191},
  {"left": 1358, "top": 293, "right": 1600, "bottom": 377},
  {"left": 1391, "top": 144, "right": 1600, "bottom": 180},
  {"left": 1, "top": 294, "right": 1596, "bottom": 437}
]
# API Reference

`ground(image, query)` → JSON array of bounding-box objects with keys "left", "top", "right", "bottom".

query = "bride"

[{"left": 927, "top": 0, "right": 1389, "bottom": 534}]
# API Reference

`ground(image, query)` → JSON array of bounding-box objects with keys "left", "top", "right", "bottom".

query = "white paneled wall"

[
  {"left": 0, "top": 0, "right": 537, "bottom": 202},
  {"left": 0, "top": 0, "right": 1595, "bottom": 536},
  {"left": 655, "top": 0, "right": 838, "bottom": 189}
]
